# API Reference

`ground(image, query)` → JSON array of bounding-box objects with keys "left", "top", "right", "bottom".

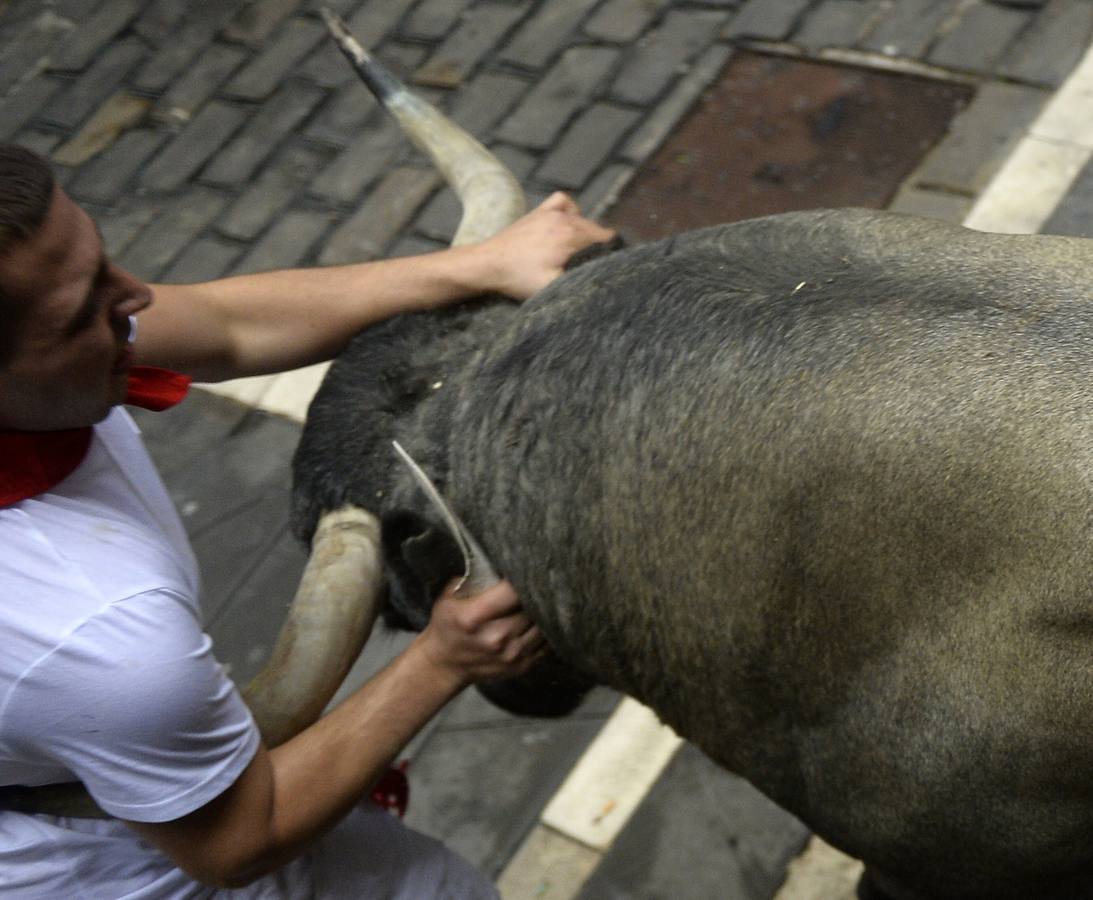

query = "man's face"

[{"left": 0, "top": 186, "right": 152, "bottom": 431}]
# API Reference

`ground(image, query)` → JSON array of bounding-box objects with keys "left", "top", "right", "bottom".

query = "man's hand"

[
  {"left": 412, "top": 580, "right": 545, "bottom": 689},
  {"left": 472, "top": 192, "right": 616, "bottom": 300}
]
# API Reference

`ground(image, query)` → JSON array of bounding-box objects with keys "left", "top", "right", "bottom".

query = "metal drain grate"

[{"left": 607, "top": 51, "right": 975, "bottom": 242}]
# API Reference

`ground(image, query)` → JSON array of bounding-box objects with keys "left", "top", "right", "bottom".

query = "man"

[{"left": 0, "top": 143, "right": 614, "bottom": 897}]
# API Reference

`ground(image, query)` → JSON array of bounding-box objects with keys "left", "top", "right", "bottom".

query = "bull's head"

[{"left": 288, "top": 11, "right": 596, "bottom": 719}]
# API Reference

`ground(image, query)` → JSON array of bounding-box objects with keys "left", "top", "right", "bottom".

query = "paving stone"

[
  {"left": 12, "top": 129, "right": 64, "bottom": 163},
  {"left": 46, "top": 0, "right": 142, "bottom": 71},
  {"left": 1038, "top": 153, "right": 1093, "bottom": 237},
  {"left": 204, "top": 525, "right": 307, "bottom": 686},
  {"left": 0, "top": 76, "right": 65, "bottom": 141},
  {"left": 140, "top": 100, "right": 248, "bottom": 192},
  {"left": 302, "top": 0, "right": 360, "bottom": 15},
  {"left": 537, "top": 103, "right": 642, "bottom": 189},
  {"left": 622, "top": 43, "right": 733, "bottom": 163},
  {"left": 52, "top": 91, "right": 151, "bottom": 166},
  {"left": 341, "top": 0, "right": 419, "bottom": 49},
  {"left": 41, "top": 36, "right": 148, "bottom": 130},
  {"left": 309, "top": 112, "right": 411, "bottom": 203},
  {"left": 0, "top": 10, "right": 73, "bottom": 96},
  {"left": 413, "top": 2, "right": 527, "bottom": 88},
  {"left": 318, "top": 165, "right": 442, "bottom": 265},
  {"left": 496, "top": 46, "right": 620, "bottom": 149},
  {"left": 794, "top": 0, "right": 875, "bottom": 50},
  {"left": 859, "top": 0, "right": 958, "bottom": 58},
  {"left": 402, "top": 0, "right": 474, "bottom": 40},
  {"left": 449, "top": 71, "right": 530, "bottom": 136},
  {"left": 584, "top": 0, "right": 670, "bottom": 43},
  {"left": 220, "top": 142, "right": 328, "bottom": 239},
  {"left": 577, "top": 161, "right": 636, "bottom": 218},
  {"left": 388, "top": 233, "right": 447, "bottom": 258},
  {"left": 67, "top": 127, "right": 168, "bottom": 205},
  {"left": 222, "top": 0, "right": 297, "bottom": 47},
  {"left": 129, "top": 389, "right": 253, "bottom": 481},
  {"left": 498, "top": 0, "right": 601, "bottom": 70},
  {"left": 160, "top": 235, "right": 244, "bottom": 283},
  {"left": 48, "top": 0, "right": 103, "bottom": 19},
  {"left": 154, "top": 43, "right": 248, "bottom": 124},
  {"left": 130, "top": 5, "right": 242, "bottom": 93},
  {"left": 928, "top": 1, "right": 1029, "bottom": 71},
  {"left": 304, "top": 43, "right": 427, "bottom": 146},
  {"left": 96, "top": 200, "right": 160, "bottom": 258},
  {"left": 202, "top": 82, "right": 325, "bottom": 187},
  {"left": 0, "top": 0, "right": 53, "bottom": 29},
  {"left": 996, "top": 0, "right": 1093, "bottom": 87},
  {"left": 576, "top": 743, "right": 810, "bottom": 900},
  {"left": 223, "top": 16, "right": 325, "bottom": 101},
  {"left": 887, "top": 185, "right": 971, "bottom": 222},
  {"left": 187, "top": 495, "right": 297, "bottom": 624},
  {"left": 232, "top": 207, "right": 336, "bottom": 274},
  {"left": 132, "top": 0, "right": 189, "bottom": 43},
  {"left": 404, "top": 688, "right": 610, "bottom": 877},
  {"left": 117, "top": 187, "right": 230, "bottom": 279},
  {"left": 911, "top": 80, "right": 1046, "bottom": 194},
  {"left": 611, "top": 9, "right": 727, "bottom": 105},
  {"left": 722, "top": 0, "right": 813, "bottom": 40},
  {"left": 414, "top": 144, "right": 537, "bottom": 241},
  {"left": 295, "top": 32, "right": 357, "bottom": 90}
]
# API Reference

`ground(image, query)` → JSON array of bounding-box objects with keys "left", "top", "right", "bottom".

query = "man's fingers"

[
  {"left": 538, "top": 190, "right": 579, "bottom": 214},
  {"left": 452, "top": 579, "right": 522, "bottom": 628}
]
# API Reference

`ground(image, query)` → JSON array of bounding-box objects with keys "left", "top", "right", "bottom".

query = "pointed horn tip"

[{"left": 318, "top": 6, "right": 347, "bottom": 35}]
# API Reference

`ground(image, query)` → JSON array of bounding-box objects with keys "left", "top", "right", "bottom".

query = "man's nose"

[{"left": 110, "top": 265, "right": 153, "bottom": 318}]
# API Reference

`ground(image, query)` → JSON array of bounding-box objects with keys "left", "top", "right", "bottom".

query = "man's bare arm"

[
  {"left": 125, "top": 581, "right": 544, "bottom": 888},
  {"left": 134, "top": 193, "right": 613, "bottom": 383}
]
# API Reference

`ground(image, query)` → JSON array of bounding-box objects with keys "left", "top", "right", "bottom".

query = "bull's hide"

[{"left": 293, "top": 208, "right": 1093, "bottom": 900}]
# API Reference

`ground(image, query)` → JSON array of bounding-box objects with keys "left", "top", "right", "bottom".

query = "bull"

[{"left": 289, "top": 13, "right": 1093, "bottom": 900}]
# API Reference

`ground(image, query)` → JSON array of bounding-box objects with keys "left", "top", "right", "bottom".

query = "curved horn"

[
  {"left": 242, "top": 506, "right": 383, "bottom": 746},
  {"left": 320, "top": 7, "right": 527, "bottom": 244}
]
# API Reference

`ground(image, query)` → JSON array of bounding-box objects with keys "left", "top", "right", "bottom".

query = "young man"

[{"left": 0, "top": 144, "right": 614, "bottom": 897}]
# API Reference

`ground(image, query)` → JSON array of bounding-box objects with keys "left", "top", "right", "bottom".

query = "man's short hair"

[{"left": 0, "top": 143, "right": 55, "bottom": 369}]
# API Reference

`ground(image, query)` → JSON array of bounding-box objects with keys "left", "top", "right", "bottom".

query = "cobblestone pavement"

[{"left": 5, "top": 1, "right": 1093, "bottom": 898}]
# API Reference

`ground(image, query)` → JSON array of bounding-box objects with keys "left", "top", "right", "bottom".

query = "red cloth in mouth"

[{"left": 0, "top": 366, "right": 191, "bottom": 506}]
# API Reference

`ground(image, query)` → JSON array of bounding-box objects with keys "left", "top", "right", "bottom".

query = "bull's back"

[{"left": 456, "top": 210, "right": 1093, "bottom": 898}]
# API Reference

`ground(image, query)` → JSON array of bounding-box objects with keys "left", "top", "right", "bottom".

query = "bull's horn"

[
  {"left": 320, "top": 7, "right": 527, "bottom": 245},
  {"left": 242, "top": 506, "right": 383, "bottom": 747}
]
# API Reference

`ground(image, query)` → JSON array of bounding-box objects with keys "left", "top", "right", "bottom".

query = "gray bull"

[{"left": 291, "top": 15, "right": 1093, "bottom": 900}]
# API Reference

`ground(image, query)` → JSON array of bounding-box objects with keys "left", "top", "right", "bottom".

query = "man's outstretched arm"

[
  {"left": 125, "top": 580, "right": 544, "bottom": 888},
  {"left": 134, "top": 193, "right": 614, "bottom": 383}
]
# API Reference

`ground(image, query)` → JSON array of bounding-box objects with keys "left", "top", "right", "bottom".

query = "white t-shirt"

[
  {"left": 0, "top": 408, "right": 310, "bottom": 898},
  {"left": 0, "top": 408, "right": 497, "bottom": 900}
]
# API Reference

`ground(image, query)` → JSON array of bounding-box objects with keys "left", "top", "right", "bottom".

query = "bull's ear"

[{"left": 381, "top": 510, "right": 465, "bottom": 628}]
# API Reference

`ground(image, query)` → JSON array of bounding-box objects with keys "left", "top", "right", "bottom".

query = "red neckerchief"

[{"left": 0, "top": 366, "right": 191, "bottom": 506}]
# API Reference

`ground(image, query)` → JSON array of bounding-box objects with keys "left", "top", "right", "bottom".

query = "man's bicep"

[
  {"left": 124, "top": 742, "right": 277, "bottom": 889},
  {"left": 7, "top": 590, "right": 260, "bottom": 822}
]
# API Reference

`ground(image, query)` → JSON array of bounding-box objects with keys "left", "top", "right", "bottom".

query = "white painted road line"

[{"left": 498, "top": 697, "right": 682, "bottom": 899}]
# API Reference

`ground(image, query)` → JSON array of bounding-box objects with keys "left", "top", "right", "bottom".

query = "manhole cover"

[{"left": 608, "top": 52, "right": 974, "bottom": 241}]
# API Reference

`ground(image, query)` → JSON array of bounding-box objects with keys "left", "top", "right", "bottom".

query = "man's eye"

[{"left": 68, "top": 260, "right": 110, "bottom": 333}]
